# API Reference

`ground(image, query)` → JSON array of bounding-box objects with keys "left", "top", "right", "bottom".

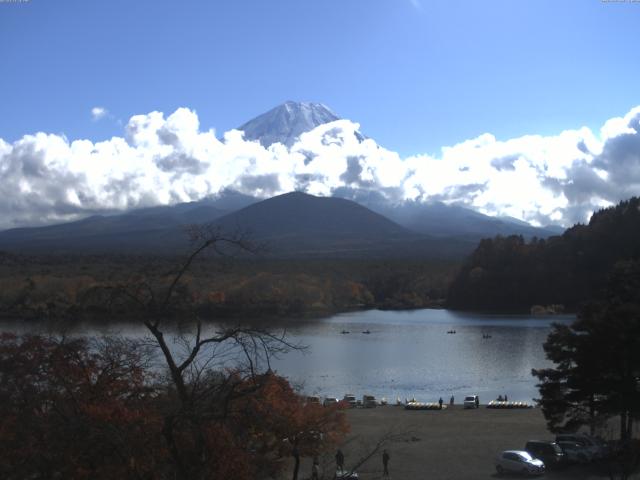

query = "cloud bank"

[{"left": 1, "top": 105, "right": 640, "bottom": 230}]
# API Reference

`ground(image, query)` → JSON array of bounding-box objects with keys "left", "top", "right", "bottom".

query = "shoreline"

[{"left": 0, "top": 303, "right": 575, "bottom": 326}]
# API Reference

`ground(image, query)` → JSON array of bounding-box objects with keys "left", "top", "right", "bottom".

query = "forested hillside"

[
  {"left": 0, "top": 254, "right": 456, "bottom": 321},
  {"left": 447, "top": 198, "right": 640, "bottom": 312}
]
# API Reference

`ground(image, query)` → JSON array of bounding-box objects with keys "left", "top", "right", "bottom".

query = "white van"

[
  {"left": 463, "top": 395, "right": 479, "bottom": 409},
  {"left": 342, "top": 394, "right": 357, "bottom": 408}
]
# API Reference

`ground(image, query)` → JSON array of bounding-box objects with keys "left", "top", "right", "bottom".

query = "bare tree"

[{"left": 104, "top": 225, "right": 303, "bottom": 479}]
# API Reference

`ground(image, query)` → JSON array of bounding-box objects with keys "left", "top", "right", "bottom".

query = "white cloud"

[
  {"left": 1, "top": 105, "right": 640, "bottom": 230},
  {"left": 91, "top": 106, "right": 108, "bottom": 121}
]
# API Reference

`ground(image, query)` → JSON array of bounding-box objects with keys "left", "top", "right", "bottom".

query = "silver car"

[{"left": 496, "top": 450, "right": 545, "bottom": 476}]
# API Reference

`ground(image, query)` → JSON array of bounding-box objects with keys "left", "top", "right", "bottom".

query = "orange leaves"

[
  {"left": 232, "top": 372, "right": 350, "bottom": 458},
  {"left": 0, "top": 334, "right": 164, "bottom": 480},
  {"left": 0, "top": 335, "right": 350, "bottom": 480}
]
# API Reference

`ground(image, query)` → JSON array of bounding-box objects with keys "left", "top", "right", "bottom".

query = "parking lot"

[{"left": 293, "top": 405, "right": 622, "bottom": 480}]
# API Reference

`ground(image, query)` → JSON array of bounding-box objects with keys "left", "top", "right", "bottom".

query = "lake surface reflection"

[
  {"left": 1, "top": 309, "right": 573, "bottom": 404},
  {"left": 270, "top": 309, "right": 574, "bottom": 403}
]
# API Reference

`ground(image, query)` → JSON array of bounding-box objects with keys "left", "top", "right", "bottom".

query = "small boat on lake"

[
  {"left": 341, "top": 330, "right": 350, "bottom": 334},
  {"left": 362, "top": 330, "right": 371, "bottom": 334}
]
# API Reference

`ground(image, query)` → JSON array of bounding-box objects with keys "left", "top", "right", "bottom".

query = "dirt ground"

[{"left": 289, "top": 405, "right": 634, "bottom": 480}]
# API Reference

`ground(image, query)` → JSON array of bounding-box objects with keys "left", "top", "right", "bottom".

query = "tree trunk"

[
  {"left": 162, "top": 416, "right": 189, "bottom": 480},
  {"left": 589, "top": 394, "right": 596, "bottom": 436},
  {"left": 292, "top": 448, "right": 300, "bottom": 480},
  {"left": 621, "top": 411, "right": 629, "bottom": 441}
]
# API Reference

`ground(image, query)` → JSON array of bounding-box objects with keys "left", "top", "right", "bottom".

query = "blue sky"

[
  {"left": 1, "top": 0, "right": 638, "bottom": 155},
  {"left": 1, "top": 0, "right": 640, "bottom": 230}
]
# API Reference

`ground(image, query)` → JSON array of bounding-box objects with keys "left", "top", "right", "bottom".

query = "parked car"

[
  {"left": 306, "top": 396, "right": 321, "bottom": 405},
  {"left": 463, "top": 395, "right": 479, "bottom": 409},
  {"left": 323, "top": 397, "right": 339, "bottom": 407},
  {"left": 342, "top": 394, "right": 357, "bottom": 408},
  {"left": 362, "top": 394, "right": 377, "bottom": 408},
  {"left": 557, "top": 441, "right": 593, "bottom": 464},
  {"left": 524, "top": 440, "right": 565, "bottom": 468},
  {"left": 555, "top": 434, "right": 602, "bottom": 459},
  {"left": 496, "top": 450, "right": 545, "bottom": 476},
  {"left": 581, "top": 434, "right": 609, "bottom": 458}
]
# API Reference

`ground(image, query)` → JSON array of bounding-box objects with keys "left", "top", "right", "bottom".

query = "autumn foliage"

[
  {"left": 0, "top": 333, "right": 163, "bottom": 479},
  {"left": 0, "top": 334, "right": 348, "bottom": 480}
]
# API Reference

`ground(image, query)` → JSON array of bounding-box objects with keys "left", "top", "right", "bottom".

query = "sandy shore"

[{"left": 290, "top": 405, "right": 607, "bottom": 480}]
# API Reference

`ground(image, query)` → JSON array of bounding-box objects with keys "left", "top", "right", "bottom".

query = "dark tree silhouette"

[
  {"left": 533, "top": 261, "right": 640, "bottom": 442},
  {"left": 448, "top": 197, "right": 640, "bottom": 312}
]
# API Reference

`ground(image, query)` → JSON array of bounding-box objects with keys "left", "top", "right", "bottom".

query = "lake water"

[
  {"left": 270, "top": 309, "right": 574, "bottom": 404},
  {"left": 0, "top": 309, "right": 573, "bottom": 404}
]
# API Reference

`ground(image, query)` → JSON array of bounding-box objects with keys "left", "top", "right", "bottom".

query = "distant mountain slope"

[
  {"left": 210, "top": 192, "right": 478, "bottom": 258},
  {"left": 447, "top": 197, "right": 640, "bottom": 312},
  {"left": 0, "top": 190, "right": 258, "bottom": 254},
  {"left": 238, "top": 101, "right": 342, "bottom": 147},
  {"left": 215, "top": 191, "right": 408, "bottom": 240},
  {"left": 0, "top": 191, "right": 477, "bottom": 259},
  {"left": 331, "top": 189, "right": 562, "bottom": 240},
  {"left": 385, "top": 202, "right": 561, "bottom": 239}
]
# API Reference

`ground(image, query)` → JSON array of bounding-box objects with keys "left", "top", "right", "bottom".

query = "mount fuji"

[
  {"left": 238, "top": 100, "right": 364, "bottom": 147},
  {"left": 0, "top": 102, "right": 563, "bottom": 257}
]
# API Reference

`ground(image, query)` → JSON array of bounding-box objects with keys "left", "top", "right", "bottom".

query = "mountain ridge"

[
  {"left": 0, "top": 189, "right": 561, "bottom": 258},
  {"left": 0, "top": 191, "right": 478, "bottom": 259}
]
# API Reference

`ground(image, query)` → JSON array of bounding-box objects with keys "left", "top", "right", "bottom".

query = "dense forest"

[
  {"left": 0, "top": 253, "right": 457, "bottom": 321},
  {"left": 447, "top": 197, "right": 640, "bottom": 312},
  {"left": 4, "top": 197, "right": 639, "bottom": 320}
]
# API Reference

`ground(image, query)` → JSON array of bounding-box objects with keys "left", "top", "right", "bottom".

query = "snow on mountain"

[{"left": 238, "top": 101, "right": 345, "bottom": 147}]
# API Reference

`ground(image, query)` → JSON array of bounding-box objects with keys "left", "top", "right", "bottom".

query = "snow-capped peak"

[{"left": 238, "top": 101, "right": 341, "bottom": 147}]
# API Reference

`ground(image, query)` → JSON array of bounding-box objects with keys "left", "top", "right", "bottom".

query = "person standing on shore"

[
  {"left": 450, "top": 395, "right": 454, "bottom": 406},
  {"left": 336, "top": 449, "right": 345, "bottom": 473},
  {"left": 382, "top": 449, "right": 390, "bottom": 477},
  {"left": 438, "top": 397, "right": 443, "bottom": 409},
  {"left": 475, "top": 396, "right": 479, "bottom": 408}
]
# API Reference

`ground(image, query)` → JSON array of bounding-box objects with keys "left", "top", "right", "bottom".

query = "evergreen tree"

[{"left": 533, "top": 261, "right": 640, "bottom": 441}]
